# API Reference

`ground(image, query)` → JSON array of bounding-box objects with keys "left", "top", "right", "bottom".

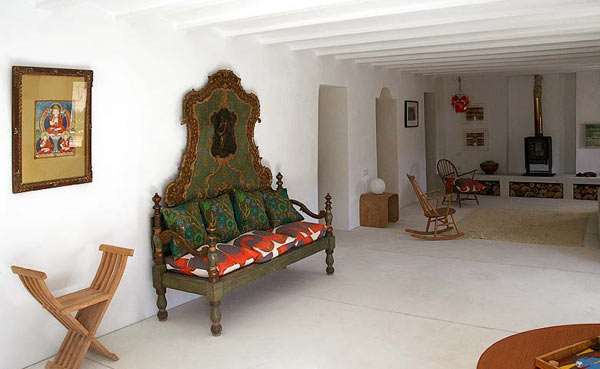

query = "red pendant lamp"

[{"left": 451, "top": 76, "right": 469, "bottom": 113}]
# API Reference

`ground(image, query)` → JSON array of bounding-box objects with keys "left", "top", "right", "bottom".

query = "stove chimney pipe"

[{"left": 533, "top": 74, "right": 543, "bottom": 137}]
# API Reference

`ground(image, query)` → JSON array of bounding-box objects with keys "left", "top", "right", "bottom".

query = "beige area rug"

[{"left": 460, "top": 208, "right": 591, "bottom": 247}]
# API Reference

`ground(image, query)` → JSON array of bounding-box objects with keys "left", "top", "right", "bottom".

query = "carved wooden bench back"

[{"left": 164, "top": 70, "right": 273, "bottom": 207}]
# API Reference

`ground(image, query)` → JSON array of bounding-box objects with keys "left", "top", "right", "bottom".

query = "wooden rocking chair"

[
  {"left": 12, "top": 244, "right": 134, "bottom": 369},
  {"left": 405, "top": 174, "right": 464, "bottom": 241}
]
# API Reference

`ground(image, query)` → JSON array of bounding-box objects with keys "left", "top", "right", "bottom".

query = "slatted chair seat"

[
  {"left": 57, "top": 288, "right": 112, "bottom": 314},
  {"left": 425, "top": 207, "right": 457, "bottom": 218},
  {"left": 12, "top": 244, "right": 133, "bottom": 369}
]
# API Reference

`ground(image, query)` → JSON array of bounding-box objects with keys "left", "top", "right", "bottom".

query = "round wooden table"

[{"left": 477, "top": 324, "right": 600, "bottom": 369}]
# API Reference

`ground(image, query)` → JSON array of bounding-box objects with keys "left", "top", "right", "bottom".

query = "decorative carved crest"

[{"left": 164, "top": 70, "right": 272, "bottom": 207}]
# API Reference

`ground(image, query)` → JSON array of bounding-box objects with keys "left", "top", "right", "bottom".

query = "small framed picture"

[
  {"left": 464, "top": 127, "right": 488, "bottom": 151},
  {"left": 584, "top": 123, "right": 600, "bottom": 148},
  {"left": 12, "top": 66, "right": 93, "bottom": 193},
  {"left": 404, "top": 100, "right": 419, "bottom": 128},
  {"left": 465, "top": 104, "right": 485, "bottom": 123}
]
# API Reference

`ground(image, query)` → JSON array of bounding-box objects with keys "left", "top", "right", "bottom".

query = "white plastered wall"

[{"left": 0, "top": 2, "right": 434, "bottom": 368}]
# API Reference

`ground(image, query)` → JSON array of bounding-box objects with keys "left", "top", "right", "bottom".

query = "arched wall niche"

[{"left": 379, "top": 87, "right": 394, "bottom": 99}]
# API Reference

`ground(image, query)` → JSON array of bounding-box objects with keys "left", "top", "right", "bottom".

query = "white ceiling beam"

[
  {"left": 214, "top": 0, "right": 504, "bottom": 37},
  {"left": 171, "top": 0, "right": 357, "bottom": 30},
  {"left": 255, "top": 0, "right": 599, "bottom": 45},
  {"left": 113, "top": 0, "right": 228, "bottom": 18},
  {"left": 371, "top": 51, "right": 600, "bottom": 68},
  {"left": 322, "top": 30, "right": 600, "bottom": 58},
  {"left": 331, "top": 35, "right": 600, "bottom": 59},
  {"left": 355, "top": 45, "right": 600, "bottom": 64},
  {"left": 389, "top": 58, "right": 600, "bottom": 73},
  {"left": 420, "top": 65, "right": 600, "bottom": 77},
  {"left": 32, "top": 0, "right": 82, "bottom": 9},
  {"left": 286, "top": 13, "right": 600, "bottom": 51}
]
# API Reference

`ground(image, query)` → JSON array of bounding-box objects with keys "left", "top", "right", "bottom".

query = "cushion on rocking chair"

[
  {"left": 273, "top": 221, "right": 327, "bottom": 247},
  {"left": 165, "top": 243, "right": 259, "bottom": 278},
  {"left": 445, "top": 177, "right": 485, "bottom": 193}
]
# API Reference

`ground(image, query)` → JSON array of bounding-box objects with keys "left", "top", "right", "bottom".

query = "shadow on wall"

[{"left": 401, "top": 161, "right": 422, "bottom": 206}]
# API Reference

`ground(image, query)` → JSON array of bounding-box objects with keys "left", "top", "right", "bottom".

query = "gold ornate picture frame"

[{"left": 12, "top": 66, "right": 93, "bottom": 193}]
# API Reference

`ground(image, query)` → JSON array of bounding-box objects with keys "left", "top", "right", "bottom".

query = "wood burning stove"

[
  {"left": 524, "top": 75, "right": 554, "bottom": 177},
  {"left": 525, "top": 136, "right": 552, "bottom": 176}
]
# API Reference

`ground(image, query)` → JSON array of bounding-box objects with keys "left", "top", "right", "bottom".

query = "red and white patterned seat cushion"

[
  {"left": 229, "top": 230, "right": 296, "bottom": 263},
  {"left": 165, "top": 243, "right": 259, "bottom": 278},
  {"left": 273, "top": 221, "right": 327, "bottom": 247},
  {"left": 444, "top": 177, "right": 485, "bottom": 193}
]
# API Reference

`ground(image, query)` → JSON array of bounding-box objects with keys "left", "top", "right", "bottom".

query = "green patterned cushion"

[
  {"left": 162, "top": 202, "right": 208, "bottom": 258},
  {"left": 199, "top": 193, "right": 241, "bottom": 243},
  {"left": 232, "top": 189, "right": 270, "bottom": 233},
  {"left": 261, "top": 188, "right": 304, "bottom": 228}
]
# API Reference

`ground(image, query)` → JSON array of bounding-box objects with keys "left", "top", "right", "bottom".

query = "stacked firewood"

[
  {"left": 479, "top": 181, "right": 500, "bottom": 196},
  {"left": 509, "top": 182, "right": 563, "bottom": 198},
  {"left": 573, "top": 184, "right": 599, "bottom": 200}
]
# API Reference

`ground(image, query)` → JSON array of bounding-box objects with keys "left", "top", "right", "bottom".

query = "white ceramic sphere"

[{"left": 369, "top": 178, "right": 386, "bottom": 194}]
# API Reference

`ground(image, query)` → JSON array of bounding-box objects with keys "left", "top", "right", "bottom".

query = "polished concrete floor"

[{"left": 28, "top": 197, "right": 600, "bottom": 369}]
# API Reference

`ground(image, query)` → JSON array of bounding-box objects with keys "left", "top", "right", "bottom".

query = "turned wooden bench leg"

[
  {"left": 326, "top": 240, "right": 335, "bottom": 275},
  {"left": 209, "top": 300, "right": 222, "bottom": 336},
  {"left": 156, "top": 287, "right": 168, "bottom": 321}
]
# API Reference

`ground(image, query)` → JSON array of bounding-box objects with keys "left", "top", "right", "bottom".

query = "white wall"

[
  {"left": 0, "top": 2, "right": 434, "bottom": 368},
  {"left": 576, "top": 71, "right": 600, "bottom": 173},
  {"left": 319, "top": 85, "right": 349, "bottom": 230},
  {"left": 508, "top": 74, "right": 576, "bottom": 174},
  {"left": 436, "top": 75, "right": 509, "bottom": 174},
  {"left": 436, "top": 74, "right": 577, "bottom": 176}
]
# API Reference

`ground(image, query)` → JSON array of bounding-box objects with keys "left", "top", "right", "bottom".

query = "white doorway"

[{"left": 318, "top": 85, "right": 349, "bottom": 231}]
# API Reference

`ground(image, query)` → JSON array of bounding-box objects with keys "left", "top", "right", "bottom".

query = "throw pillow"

[
  {"left": 261, "top": 188, "right": 304, "bottom": 228},
  {"left": 162, "top": 201, "right": 208, "bottom": 259},
  {"left": 231, "top": 189, "right": 270, "bottom": 233},
  {"left": 199, "top": 193, "right": 241, "bottom": 243}
]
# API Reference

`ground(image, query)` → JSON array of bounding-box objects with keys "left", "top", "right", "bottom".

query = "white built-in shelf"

[{"left": 474, "top": 173, "right": 600, "bottom": 198}]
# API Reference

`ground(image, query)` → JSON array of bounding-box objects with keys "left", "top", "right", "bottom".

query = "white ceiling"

[{"left": 31, "top": 0, "right": 600, "bottom": 76}]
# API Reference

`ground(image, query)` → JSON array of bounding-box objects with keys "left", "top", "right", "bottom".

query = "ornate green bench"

[{"left": 150, "top": 70, "right": 335, "bottom": 336}]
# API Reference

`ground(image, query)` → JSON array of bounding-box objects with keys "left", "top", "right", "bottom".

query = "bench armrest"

[
  {"left": 290, "top": 194, "right": 333, "bottom": 234},
  {"left": 290, "top": 199, "right": 326, "bottom": 219},
  {"left": 153, "top": 230, "right": 208, "bottom": 260}
]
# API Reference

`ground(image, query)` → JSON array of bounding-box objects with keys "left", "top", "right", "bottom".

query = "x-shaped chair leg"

[{"left": 12, "top": 245, "right": 133, "bottom": 369}]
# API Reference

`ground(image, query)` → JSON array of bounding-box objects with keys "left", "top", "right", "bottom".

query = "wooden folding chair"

[
  {"left": 12, "top": 244, "right": 133, "bottom": 369},
  {"left": 405, "top": 174, "right": 464, "bottom": 241}
]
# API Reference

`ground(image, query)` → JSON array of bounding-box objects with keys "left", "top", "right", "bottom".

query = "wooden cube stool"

[
  {"left": 12, "top": 244, "right": 133, "bottom": 369},
  {"left": 360, "top": 193, "right": 399, "bottom": 228}
]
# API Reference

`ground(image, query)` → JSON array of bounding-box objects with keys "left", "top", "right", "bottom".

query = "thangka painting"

[
  {"left": 164, "top": 70, "right": 272, "bottom": 207},
  {"left": 35, "top": 101, "right": 75, "bottom": 158},
  {"left": 12, "top": 66, "right": 93, "bottom": 193}
]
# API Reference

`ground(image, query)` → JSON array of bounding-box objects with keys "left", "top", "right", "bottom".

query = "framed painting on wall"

[
  {"left": 404, "top": 100, "right": 419, "bottom": 127},
  {"left": 464, "top": 127, "right": 488, "bottom": 151},
  {"left": 12, "top": 66, "right": 93, "bottom": 193},
  {"left": 465, "top": 104, "right": 485, "bottom": 123},
  {"left": 584, "top": 123, "right": 600, "bottom": 148}
]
